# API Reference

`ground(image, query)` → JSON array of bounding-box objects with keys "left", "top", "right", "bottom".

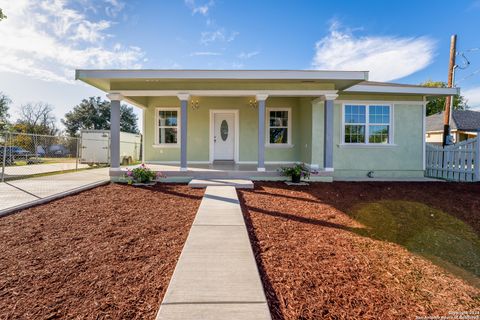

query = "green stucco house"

[{"left": 76, "top": 70, "right": 457, "bottom": 181}]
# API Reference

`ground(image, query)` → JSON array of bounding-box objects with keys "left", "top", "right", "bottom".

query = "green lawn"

[{"left": 350, "top": 200, "right": 480, "bottom": 287}]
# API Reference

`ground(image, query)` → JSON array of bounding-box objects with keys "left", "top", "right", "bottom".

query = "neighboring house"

[
  {"left": 426, "top": 110, "right": 480, "bottom": 145},
  {"left": 76, "top": 70, "right": 457, "bottom": 181}
]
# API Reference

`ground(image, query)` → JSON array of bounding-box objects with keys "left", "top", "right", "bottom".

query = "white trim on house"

[
  {"left": 338, "top": 143, "right": 398, "bottom": 148},
  {"left": 265, "top": 107, "right": 292, "bottom": 147},
  {"left": 345, "top": 84, "right": 459, "bottom": 96},
  {"left": 145, "top": 160, "right": 294, "bottom": 165},
  {"left": 335, "top": 100, "right": 425, "bottom": 106},
  {"left": 209, "top": 109, "right": 240, "bottom": 163},
  {"left": 154, "top": 107, "right": 181, "bottom": 147},
  {"left": 341, "top": 103, "right": 395, "bottom": 147},
  {"left": 145, "top": 161, "right": 210, "bottom": 165},
  {"left": 422, "top": 96, "right": 427, "bottom": 171},
  {"left": 109, "top": 89, "right": 338, "bottom": 98},
  {"left": 152, "top": 144, "right": 180, "bottom": 149},
  {"left": 236, "top": 161, "right": 296, "bottom": 165},
  {"left": 77, "top": 69, "right": 368, "bottom": 81},
  {"left": 142, "top": 110, "right": 146, "bottom": 162}
]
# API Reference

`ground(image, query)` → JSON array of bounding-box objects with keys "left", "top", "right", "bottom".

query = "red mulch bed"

[
  {"left": 238, "top": 182, "right": 480, "bottom": 320},
  {"left": 0, "top": 183, "right": 203, "bottom": 320}
]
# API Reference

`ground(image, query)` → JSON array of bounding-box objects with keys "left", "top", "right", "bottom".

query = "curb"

[{"left": 0, "top": 180, "right": 111, "bottom": 218}]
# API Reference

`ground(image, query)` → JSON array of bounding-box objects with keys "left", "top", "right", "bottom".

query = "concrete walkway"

[
  {"left": 156, "top": 186, "right": 271, "bottom": 320},
  {"left": 188, "top": 179, "right": 254, "bottom": 189},
  {"left": 0, "top": 168, "right": 110, "bottom": 215}
]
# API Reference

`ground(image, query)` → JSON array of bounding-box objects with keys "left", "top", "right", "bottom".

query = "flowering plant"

[
  {"left": 124, "top": 164, "right": 165, "bottom": 184},
  {"left": 279, "top": 163, "right": 312, "bottom": 182}
]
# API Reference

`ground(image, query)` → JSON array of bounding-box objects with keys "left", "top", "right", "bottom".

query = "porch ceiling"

[{"left": 76, "top": 69, "right": 368, "bottom": 93}]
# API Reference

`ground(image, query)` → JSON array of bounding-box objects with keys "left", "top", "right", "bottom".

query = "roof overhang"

[
  {"left": 76, "top": 69, "right": 368, "bottom": 82},
  {"left": 75, "top": 69, "right": 369, "bottom": 97},
  {"left": 345, "top": 84, "right": 459, "bottom": 96}
]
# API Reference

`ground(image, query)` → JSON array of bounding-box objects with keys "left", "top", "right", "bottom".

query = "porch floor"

[
  {"left": 141, "top": 162, "right": 285, "bottom": 172},
  {"left": 130, "top": 163, "right": 333, "bottom": 181}
]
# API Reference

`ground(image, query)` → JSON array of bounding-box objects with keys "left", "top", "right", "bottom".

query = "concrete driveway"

[
  {"left": 2, "top": 162, "right": 91, "bottom": 178},
  {"left": 0, "top": 168, "right": 110, "bottom": 214}
]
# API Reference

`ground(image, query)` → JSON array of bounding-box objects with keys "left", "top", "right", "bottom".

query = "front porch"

[
  {"left": 117, "top": 162, "right": 334, "bottom": 182},
  {"left": 109, "top": 93, "right": 339, "bottom": 181},
  {"left": 75, "top": 70, "right": 375, "bottom": 181}
]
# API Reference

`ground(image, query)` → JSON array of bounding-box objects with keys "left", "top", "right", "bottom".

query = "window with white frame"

[
  {"left": 267, "top": 108, "right": 291, "bottom": 145},
  {"left": 343, "top": 104, "right": 392, "bottom": 144},
  {"left": 156, "top": 108, "right": 179, "bottom": 145}
]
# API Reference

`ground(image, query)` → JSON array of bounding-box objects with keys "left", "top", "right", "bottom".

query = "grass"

[{"left": 350, "top": 200, "right": 480, "bottom": 286}]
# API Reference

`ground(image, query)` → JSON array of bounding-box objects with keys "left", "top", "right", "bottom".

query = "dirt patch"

[
  {"left": 238, "top": 182, "right": 480, "bottom": 320},
  {"left": 0, "top": 183, "right": 203, "bottom": 320}
]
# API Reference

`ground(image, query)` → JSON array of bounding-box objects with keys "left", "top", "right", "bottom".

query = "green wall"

[
  {"left": 144, "top": 97, "right": 305, "bottom": 163},
  {"left": 333, "top": 102, "right": 424, "bottom": 178},
  {"left": 143, "top": 95, "right": 425, "bottom": 178}
]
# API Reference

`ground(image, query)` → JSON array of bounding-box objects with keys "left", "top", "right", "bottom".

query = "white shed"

[{"left": 80, "top": 130, "right": 142, "bottom": 165}]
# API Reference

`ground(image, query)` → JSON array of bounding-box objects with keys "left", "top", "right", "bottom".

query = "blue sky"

[{"left": 0, "top": 0, "right": 480, "bottom": 131}]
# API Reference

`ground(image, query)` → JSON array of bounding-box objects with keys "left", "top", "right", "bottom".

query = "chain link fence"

[{"left": 1, "top": 131, "right": 142, "bottom": 182}]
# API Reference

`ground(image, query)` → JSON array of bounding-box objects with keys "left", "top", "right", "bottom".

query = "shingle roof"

[{"left": 426, "top": 110, "right": 480, "bottom": 132}]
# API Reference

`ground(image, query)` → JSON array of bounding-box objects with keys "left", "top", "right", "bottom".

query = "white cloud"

[
  {"left": 190, "top": 51, "right": 222, "bottom": 56},
  {"left": 0, "top": 0, "right": 144, "bottom": 83},
  {"left": 200, "top": 29, "right": 239, "bottom": 45},
  {"left": 312, "top": 21, "right": 436, "bottom": 81},
  {"left": 184, "top": 0, "right": 214, "bottom": 16},
  {"left": 237, "top": 51, "right": 259, "bottom": 59},
  {"left": 104, "top": 0, "right": 125, "bottom": 17},
  {"left": 463, "top": 87, "right": 480, "bottom": 110}
]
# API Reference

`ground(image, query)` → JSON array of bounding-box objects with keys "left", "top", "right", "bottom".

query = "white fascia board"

[
  {"left": 75, "top": 69, "right": 368, "bottom": 81},
  {"left": 345, "top": 84, "right": 459, "bottom": 96},
  {"left": 111, "top": 89, "right": 338, "bottom": 97}
]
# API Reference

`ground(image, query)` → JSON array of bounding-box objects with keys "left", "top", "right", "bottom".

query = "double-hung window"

[
  {"left": 267, "top": 108, "right": 291, "bottom": 145},
  {"left": 156, "top": 108, "right": 180, "bottom": 145},
  {"left": 343, "top": 104, "right": 392, "bottom": 144}
]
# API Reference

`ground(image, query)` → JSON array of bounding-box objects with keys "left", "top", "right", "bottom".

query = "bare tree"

[{"left": 15, "top": 103, "right": 58, "bottom": 135}]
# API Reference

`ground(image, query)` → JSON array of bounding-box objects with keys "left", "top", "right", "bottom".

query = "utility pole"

[{"left": 443, "top": 34, "right": 457, "bottom": 146}]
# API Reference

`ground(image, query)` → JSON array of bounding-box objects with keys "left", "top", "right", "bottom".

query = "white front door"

[{"left": 213, "top": 113, "right": 235, "bottom": 160}]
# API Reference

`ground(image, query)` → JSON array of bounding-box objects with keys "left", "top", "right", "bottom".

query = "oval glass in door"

[{"left": 220, "top": 120, "right": 228, "bottom": 141}]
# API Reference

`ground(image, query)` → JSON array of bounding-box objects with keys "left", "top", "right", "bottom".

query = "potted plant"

[
  {"left": 124, "top": 164, "right": 165, "bottom": 186},
  {"left": 280, "top": 163, "right": 311, "bottom": 183}
]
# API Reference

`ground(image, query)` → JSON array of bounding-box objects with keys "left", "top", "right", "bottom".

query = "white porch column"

[
  {"left": 177, "top": 93, "right": 190, "bottom": 171},
  {"left": 107, "top": 93, "right": 123, "bottom": 177},
  {"left": 323, "top": 93, "right": 338, "bottom": 171},
  {"left": 256, "top": 94, "right": 268, "bottom": 171}
]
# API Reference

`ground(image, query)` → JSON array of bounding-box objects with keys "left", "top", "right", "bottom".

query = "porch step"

[{"left": 188, "top": 179, "right": 254, "bottom": 189}]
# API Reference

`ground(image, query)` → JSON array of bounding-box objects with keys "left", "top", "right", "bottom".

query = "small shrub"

[
  {"left": 124, "top": 164, "right": 165, "bottom": 184},
  {"left": 280, "top": 163, "right": 311, "bottom": 180}
]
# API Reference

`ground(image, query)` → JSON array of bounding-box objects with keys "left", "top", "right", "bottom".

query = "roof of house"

[
  {"left": 75, "top": 69, "right": 459, "bottom": 97},
  {"left": 344, "top": 80, "right": 459, "bottom": 96},
  {"left": 426, "top": 110, "right": 480, "bottom": 132}
]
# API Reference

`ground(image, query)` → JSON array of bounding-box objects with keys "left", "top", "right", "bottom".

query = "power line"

[
  {"left": 454, "top": 47, "right": 480, "bottom": 84},
  {"left": 456, "top": 52, "right": 470, "bottom": 69},
  {"left": 456, "top": 67, "right": 480, "bottom": 85}
]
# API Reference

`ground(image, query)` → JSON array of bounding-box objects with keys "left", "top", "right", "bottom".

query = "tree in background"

[
  {"left": 0, "top": 92, "right": 11, "bottom": 131},
  {"left": 13, "top": 102, "right": 58, "bottom": 135},
  {"left": 0, "top": 8, "right": 6, "bottom": 21},
  {"left": 421, "top": 80, "right": 468, "bottom": 116},
  {"left": 62, "top": 97, "right": 139, "bottom": 137}
]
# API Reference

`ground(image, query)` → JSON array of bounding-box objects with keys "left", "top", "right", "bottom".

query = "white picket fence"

[{"left": 426, "top": 138, "right": 480, "bottom": 182}]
